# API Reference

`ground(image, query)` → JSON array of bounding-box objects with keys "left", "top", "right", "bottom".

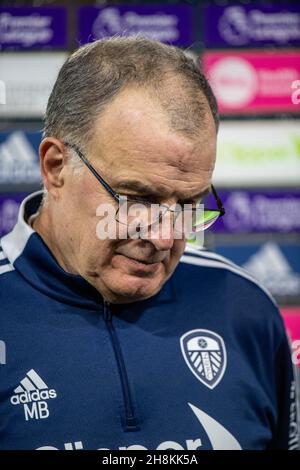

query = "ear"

[{"left": 39, "top": 138, "right": 67, "bottom": 198}]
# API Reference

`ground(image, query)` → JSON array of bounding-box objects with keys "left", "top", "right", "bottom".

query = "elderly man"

[{"left": 0, "top": 37, "right": 298, "bottom": 450}]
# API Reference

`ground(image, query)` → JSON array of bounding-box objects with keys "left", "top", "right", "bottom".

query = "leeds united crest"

[{"left": 180, "top": 329, "right": 227, "bottom": 389}]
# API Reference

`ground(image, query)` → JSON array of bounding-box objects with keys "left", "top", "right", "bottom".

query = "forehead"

[{"left": 89, "top": 87, "right": 216, "bottom": 192}]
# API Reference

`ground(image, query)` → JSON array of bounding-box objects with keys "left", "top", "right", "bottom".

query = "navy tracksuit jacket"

[{"left": 0, "top": 192, "right": 299, "bottom": 450}]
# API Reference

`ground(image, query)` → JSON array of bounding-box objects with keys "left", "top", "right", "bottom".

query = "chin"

[{"left": 102, "top": 275, "right": 164, "bottom": 304}]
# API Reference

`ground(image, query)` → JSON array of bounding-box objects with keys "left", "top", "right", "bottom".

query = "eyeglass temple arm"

[
  {"left": 211, "top": 185, "right": 225, "bottom": 215},
  {"left": 64, "top": 143, "right": 225, "bottom": 216},
  {"left": 64, "top": 142, "right": 120, "bottom": 201}
]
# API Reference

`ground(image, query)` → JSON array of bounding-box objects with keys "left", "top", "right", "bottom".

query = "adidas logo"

[
  {"left": 0, "top": 131, "right": 40, "bottom": 184},
  {"left": 10, "top": 369, "right": 57, "bottom": 421},
  {"left": 243, "top": 242, "right": 300, "bottom": 297}
]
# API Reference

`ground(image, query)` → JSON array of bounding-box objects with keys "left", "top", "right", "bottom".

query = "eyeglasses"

[{"left": 64, "top": 142, "right": 225, "bottom": 233}]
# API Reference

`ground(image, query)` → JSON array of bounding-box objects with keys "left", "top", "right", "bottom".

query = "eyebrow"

[{"left": 115, "top": 179, "right": 211, "bottom": 201}]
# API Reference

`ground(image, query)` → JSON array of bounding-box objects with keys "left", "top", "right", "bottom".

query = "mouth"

[
  {"left": 126, "top": 256, "right": 161, "bottom": 265},
  {"left": 113, "top": 254, "right": 162, "bottom": 275}
]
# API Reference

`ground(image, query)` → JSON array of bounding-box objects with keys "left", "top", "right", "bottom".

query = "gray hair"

[{"left": 43, "top": 36, "right": 219, "bottom": 161}]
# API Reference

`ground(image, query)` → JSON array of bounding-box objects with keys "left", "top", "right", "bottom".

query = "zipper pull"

[{"left": 103, "top": 300, "right": 112, "bottom": 322}]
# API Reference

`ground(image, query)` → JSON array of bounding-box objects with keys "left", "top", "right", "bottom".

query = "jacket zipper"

[{"left": 103, "top": 301, "right": 139, "bottom": 430}]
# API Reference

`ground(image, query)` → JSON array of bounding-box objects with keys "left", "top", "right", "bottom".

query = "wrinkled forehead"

[{"left": 88, "top": 87, "right": 216, "bottom": 187}]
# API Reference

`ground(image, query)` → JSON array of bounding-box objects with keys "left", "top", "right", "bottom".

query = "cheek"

[
  {"left": 79, "top": 219, "right": 119, "bottom": 270},
  {"left": 173, "top": 239, "right": 186, "bottom": 257},
  {"left": 166, "top": 240, "right": 185, "bottom": 272},
  {"left": 85, "top": 238, "right": 117, "bottom": 266}
]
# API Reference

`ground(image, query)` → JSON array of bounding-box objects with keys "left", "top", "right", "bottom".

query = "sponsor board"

[
  {"left": 202, "top": 50, "right": 300, "bottom": 114},
  {"left": 214, "top": 241, "right": 300, "bottom": 304},
  {"left": 0, "top": 6, "right": 67, "bottom": 50},
  {"left": 203, "top": 4, "right": 300, "bottom": 48},
  {"left": 206, "top": 189, "right": 300, "bottom": 234},
  {"left": 0, "top": 193, "right": 27, "bottom": 237},
  {"left": 281, "top": 305, "right": 300, "bottom": 428},
  {"left": 213, "top": 120, "right": 300, "bottom": 186},
  {"left": 78, "top": 5, "right": 192, "bottom": 47},
  {"left": 0, "top": 52, "right": 67, "bottom": 117},
  {"left": 281, "top": 307, "right": 300, "bottom": 369},
  {"left": 0, "top": 131, "right": 41, "bottom": 184}
]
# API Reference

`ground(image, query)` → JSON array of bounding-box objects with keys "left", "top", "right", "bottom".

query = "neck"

[{"left": 33, "top": 208, "right": 78, "bottom": 275}]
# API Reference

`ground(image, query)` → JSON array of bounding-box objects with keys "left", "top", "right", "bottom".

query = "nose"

[{"left": 142, "top": 212, "right": 177, "bottom": 251}]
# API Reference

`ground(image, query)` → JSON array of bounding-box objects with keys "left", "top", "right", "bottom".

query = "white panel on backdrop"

[
  {"left": 214, "top": 120, "right": 300, "bottom": 186},
  {"left": 0, "top": 52, "right": 67, "bottom": 117}
]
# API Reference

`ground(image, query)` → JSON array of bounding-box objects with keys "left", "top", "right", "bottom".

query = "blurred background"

[{"left": 0, "top": 0, "right": 299, "bottom": 378}]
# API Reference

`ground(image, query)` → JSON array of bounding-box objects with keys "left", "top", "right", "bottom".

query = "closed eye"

[
  {"left": 177, "top": 198, "right": 203, "bottom": 208},
  {"left": 120, "top": 194, "right": 157, "bottom": 205}
]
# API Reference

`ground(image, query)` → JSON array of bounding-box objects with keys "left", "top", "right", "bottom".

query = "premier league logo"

[{"left": 180, "top": 330, "right": 227, "bottom": 389}]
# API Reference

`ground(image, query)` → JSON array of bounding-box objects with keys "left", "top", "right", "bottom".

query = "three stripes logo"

[
  {"left": 180, "top": 330, "right": 227, "bottom": 389},
  {"left": 10, "top": 369, "right": 57, "bottom": 421},
  {"left": 0, "top": 131, "right": 40, "bottom": 184},
  {"left": 0, "top": 246, "right": 14, "bottom": 277}
]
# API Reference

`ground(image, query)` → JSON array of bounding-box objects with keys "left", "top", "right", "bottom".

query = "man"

[{"left": 0, "top": 37, "right": 298, "bottom": 450}]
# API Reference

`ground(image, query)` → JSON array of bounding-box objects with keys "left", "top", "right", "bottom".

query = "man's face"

[{"left": 52, "top": 88, "right": 216, "bottom": 303}]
